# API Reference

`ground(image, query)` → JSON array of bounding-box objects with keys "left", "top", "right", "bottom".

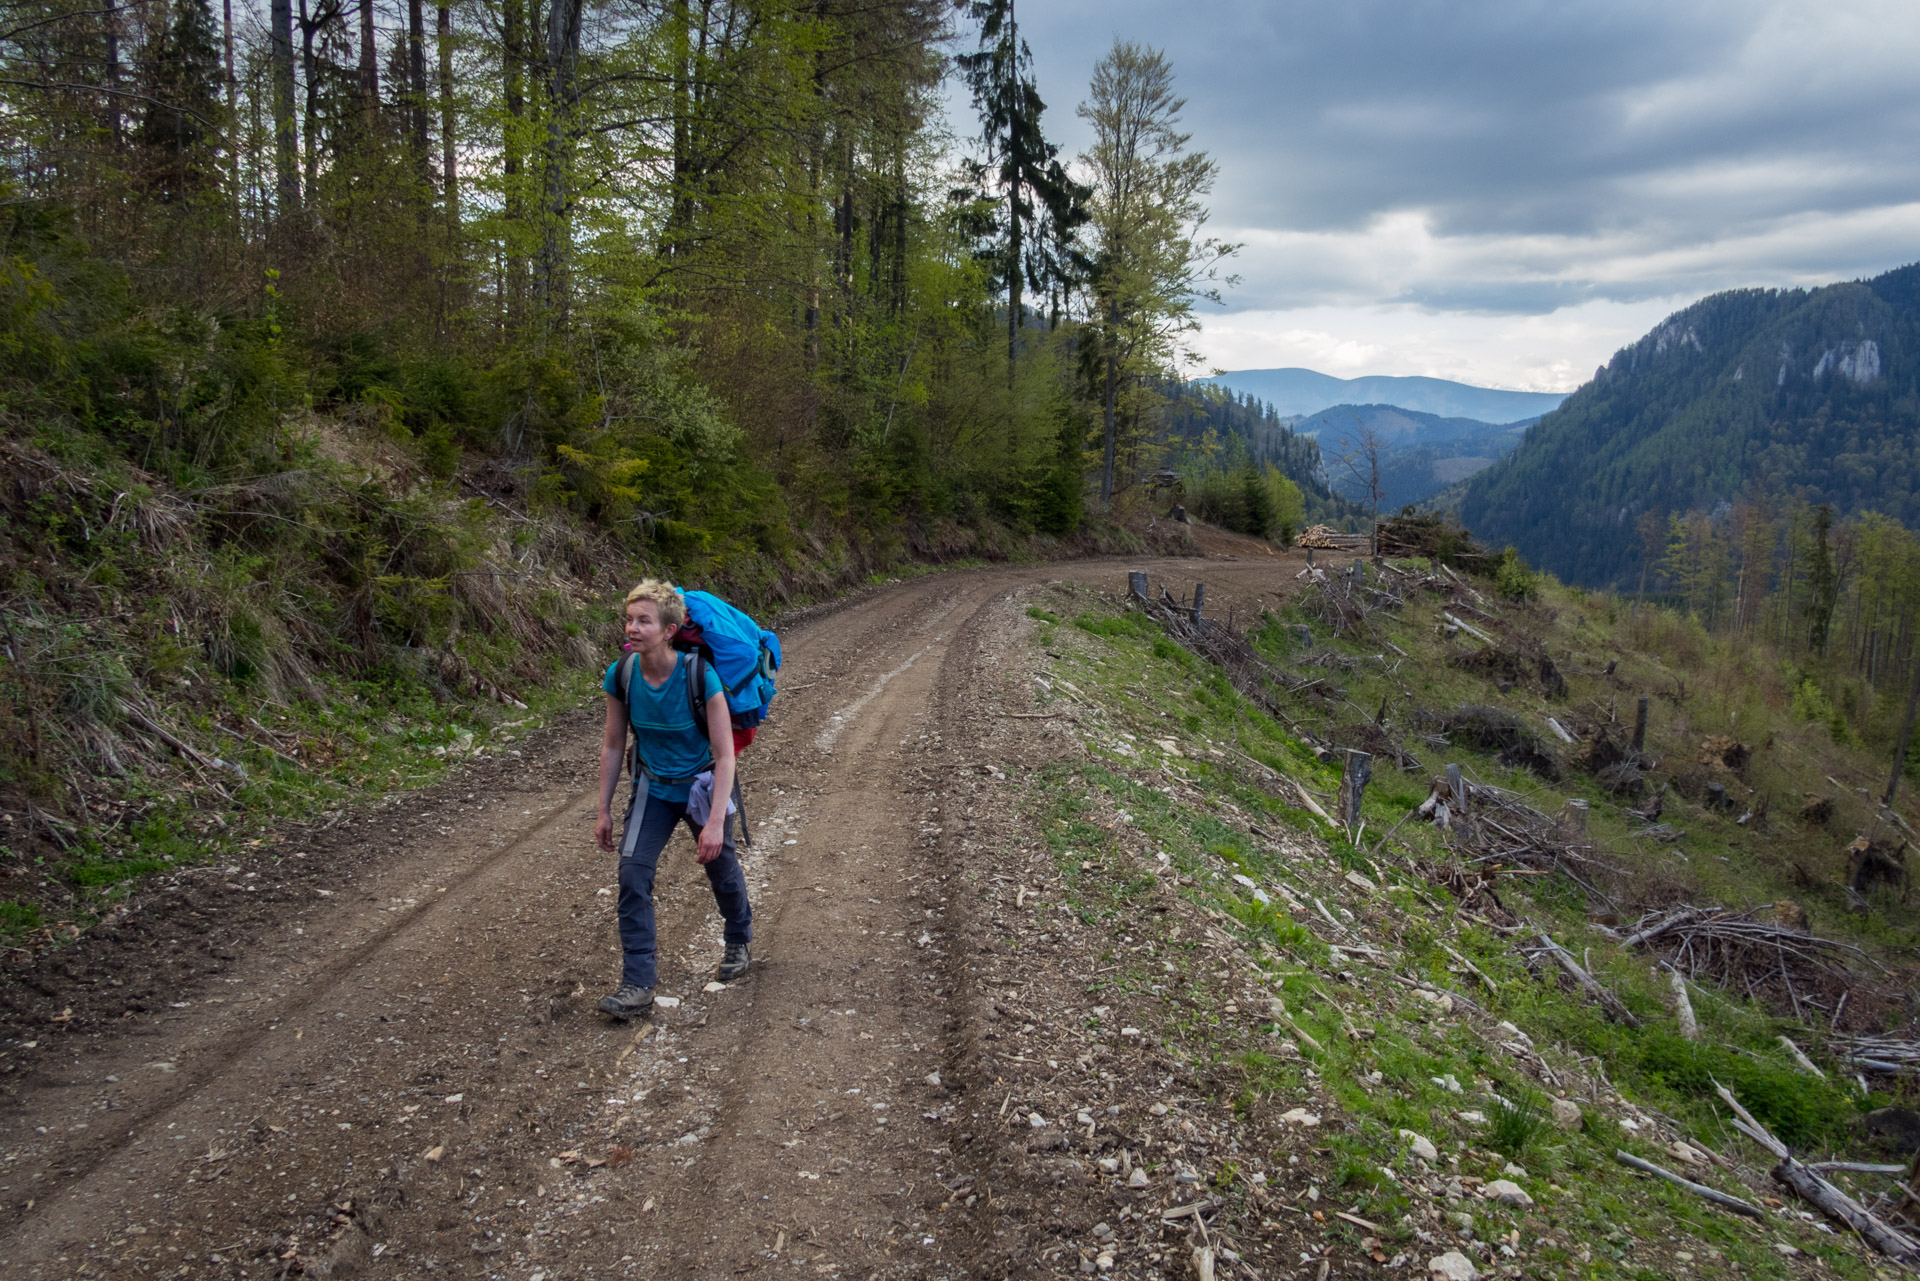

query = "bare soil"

[{"left": 0, "top": 549, "right": 1331, "bottom": 1280}]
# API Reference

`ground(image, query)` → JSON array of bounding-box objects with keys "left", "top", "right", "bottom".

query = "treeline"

[
  {"left": 0, "top": 0, "right": 1237, "bottom": 565},
  {"left": 0, "top": 0, "right": 1255, "bottom": 884},
  {"left": 1462, "top": 263, "right": 1920, "bottom": 586},
  {"left": 1643, "top": 500, "right": 1920, "bottom": 748},
  {"left": 1160, "top": 383, "right": 1362, "bottom": 541}
]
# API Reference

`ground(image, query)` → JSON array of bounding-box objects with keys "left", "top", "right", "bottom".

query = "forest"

[
  {"left": 1636, "top": 498, "right": 1920, "bottom": 759},
  {"left": 1461, "top": 262, "right": 1920, "bottom": 587},
  {"left": 0, "top": 0, "right": 1261, "bottom": 875},
  {"left": 0, "top": 0, "right": 1248, "bottom": 573}
]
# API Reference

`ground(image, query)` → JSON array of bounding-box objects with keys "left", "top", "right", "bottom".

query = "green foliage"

[
  {"left": 1626, "top": 1030, "right": 1856, "bottom": 1148},
  {"left": 1492, "top": 546, "right": 1538, "bottom": 601},
  {"left": 1487, "top": 1091, "right": 1547, "bottom": 1158},
  {"left": 1071, "top": 609, "right": 1158, "bottom": 639}
]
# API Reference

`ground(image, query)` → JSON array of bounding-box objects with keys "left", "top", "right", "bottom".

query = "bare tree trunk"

[
  {"left": 665, "top": 0, "right": 691, "bottom": 261},
  {"left": 536, "top": 0, "right": 583, "bottom": 333},
  {"left": 1885, "top": 659, "right": 1920, "bottom": 806},
  {"left": 221, "top": 0, "right": 235, "bottom": 126},
  {"left": 407, "top": 0, "right": 429, "bottom": 157},
  {"left": 104, "top": 0, "right": 121, "bottom": 144},
  {"left": 299, "top": 0, "right": 320, "bottom": 190},
  {"left": 1099, "top": 312, "right": 1118, "bottom": 508},
  {"left": 502, "top": 0, "right": 525, "bottom": 328},
  {"left": 438, "top": 0, "right": 456, "bottom": 221},
  {"left": 270, "top": 0, "right": 300, "bottom": 214},
  {"left": 358, "top": 0, "right": 377, "bottom": 116},
  {"left": 1006, "top": 176, "right": 1021, "bottom": 390}
]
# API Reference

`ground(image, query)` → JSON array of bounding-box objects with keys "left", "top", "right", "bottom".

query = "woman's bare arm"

[
  {"left": 594, "top": 696, "right": 627, "bottom": 852},
  {"left": 696, "top": 691, "right": 736, "bottom": 863}
]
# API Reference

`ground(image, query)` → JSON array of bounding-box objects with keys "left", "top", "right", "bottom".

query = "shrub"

[{"left": 1493, "top": 546, "right": 1538, "bottom": 602}]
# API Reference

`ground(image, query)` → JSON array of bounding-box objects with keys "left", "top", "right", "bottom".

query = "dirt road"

[{"left": 0, "top": 548, "right": 1318, "bottom": 1280}]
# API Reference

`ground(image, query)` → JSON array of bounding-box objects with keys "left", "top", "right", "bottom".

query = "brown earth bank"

[{"left": 0, "top": 549, "right": 1327, "bottom": 1280}]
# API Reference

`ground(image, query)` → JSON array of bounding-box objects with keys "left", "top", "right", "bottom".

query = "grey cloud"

[{"left": 1005, "top": 0, "right": 1920, "bottom": 314}]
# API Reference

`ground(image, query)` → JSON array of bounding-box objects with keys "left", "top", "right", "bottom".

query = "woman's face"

[{"left": 625, "top": 600, "right": 672, "bottom": 651}]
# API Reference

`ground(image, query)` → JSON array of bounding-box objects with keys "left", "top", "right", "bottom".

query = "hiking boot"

[
  {"left": 598, "top": 984, "right": 653, "bottom": 1020},
  {"left": 717, "top": 942, "right": 750, "bottom": 983}
]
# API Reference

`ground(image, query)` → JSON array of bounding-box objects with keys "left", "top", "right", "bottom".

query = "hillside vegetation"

[
  {"left": 1461, "top": 262, "right": 1920, "bottom": 587},
  {"left": 0, "top": 0, "right": 1259, "bottom": 941},
  {"left": 1013, "top": 534, "right": 1920, "bottom": 1277}
]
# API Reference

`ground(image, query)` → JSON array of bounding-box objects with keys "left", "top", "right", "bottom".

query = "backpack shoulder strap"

[
  {"left": 686, "top": 650, "right": 713, "bottom": 742},
  {"left": 616, "top": 652, "right": 640, "bottom": 711}
]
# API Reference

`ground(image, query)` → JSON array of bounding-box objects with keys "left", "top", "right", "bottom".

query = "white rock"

[
  {"left": 703, "top": 981, "right": 726, "bottom": 993},
  {"left": 1495, "top": 1020, "right": 1532, "bottom": 1048},
  {"left": 1431, "top": 1074, "right": 1463, "bottom": 1093},
  {"left": 1456, "top": 1111, "right": 1487, "bottom": 1125},
  {"left": 1503, "top": 1162, "right": 1528, "bottom": 1179},
  {"left": 1148, "top": 1103, "right": 1168, "bottom": 1116},
  {"left": 1484, "top": 1179, "right": 1533, "bottom": 1208},
  {"left": 1399, "top": 1130, "right": 1439, "bottom": 1162},
  {"left": 1276, "top": 1040, "right": 1301, "bottom": 1059},
  {"left": 1097, "top": 1157, "right": 1120, "bottom": 1174},
  {"left": 653, "top": 995, "right": 681, "bottom": 1008},
  {"left": 1428, "top": 1250, "right": 1479, "bottom": 1280},
  {"left": 1280, "top": 1108, "right": 1320, "bottom": 1126},
  {"left": 1128, "top": 1167, "right": 1151, "bottom": 1188},
  {"left": 1028, "top": 1112, "right": 1049, "bottom": 1128},
  {"left": 1669, "top": 1141, "right": 1705, "bottom": 1166},
  {"left": 1549, "top": 1098, "right": 1582, "bottom": 1131}
]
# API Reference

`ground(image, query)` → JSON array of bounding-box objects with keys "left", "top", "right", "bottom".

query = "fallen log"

[
  {"left": 1534, "top": 934, "right": 1641, "bottom": 1027},
  {"left": 1612, "top": 1151, "right": 1765, "bottom": 1219},
  {"left": 1715, "top": 1083, "right": 1920, "bottom": 1266},
  {"left": 1667, "top": 966, "right": 1699, "bottom": 1041}
]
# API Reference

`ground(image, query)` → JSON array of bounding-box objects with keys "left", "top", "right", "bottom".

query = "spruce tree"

[
  {"left": 957, "top": 0, "right": 1087, "bottom": 385},
  {"left": 137, "top": 0, "right": 225, "bottom": 201}
]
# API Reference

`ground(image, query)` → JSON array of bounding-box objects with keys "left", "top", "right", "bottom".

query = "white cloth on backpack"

[{"left": 686, "top": 770, "right": 737, "bottom": 826}]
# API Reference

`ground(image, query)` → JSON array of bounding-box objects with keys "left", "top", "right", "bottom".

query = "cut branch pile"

[
  {"left": 1834, "top": 1035, "right": 1920, "bottom": 1076},
  {"left": 1617, "top": 906, "right": 1883, "bottom": 1009},
  {"left": 1135, "top": 594, "right": 1324, "bottom": 730},
  {"left": 1441, "top": 776, "right": 1622, "bottom": 904}
]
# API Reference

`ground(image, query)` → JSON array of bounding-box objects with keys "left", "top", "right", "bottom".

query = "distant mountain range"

[
  {"left": 1195, "top": 367, "right": 1568, "bottom": 423},
  {"left": 1459, "top": 261, "right": 1920, "bottom": 586},
  {"left": 1294, "top": 404, "right": 1535, "bottom": 510}
]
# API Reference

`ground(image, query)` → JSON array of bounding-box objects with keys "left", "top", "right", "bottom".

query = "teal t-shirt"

[{"left": 603, "top": 652, "right": 724, "bottom": 802}]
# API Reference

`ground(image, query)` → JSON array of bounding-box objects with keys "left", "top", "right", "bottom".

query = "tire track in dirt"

[{"left": 0, "top": 554, "right": 1307, "bottom": 1279}]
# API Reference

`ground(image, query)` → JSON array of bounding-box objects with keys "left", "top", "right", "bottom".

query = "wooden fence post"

[
  {"left": 1632, "top": 695, "right": 1650, "bottom": 752},
  {"left": 1128, "top": 571, "right": 1148, "bottom": 601},
  {"left": 1191, "top": 583, "right": 1205, "bottom": 624}
]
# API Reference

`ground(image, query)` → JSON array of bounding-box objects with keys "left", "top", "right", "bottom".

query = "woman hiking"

[{"left": 593, "top": 580, "right": 752, "bottom": 1020}]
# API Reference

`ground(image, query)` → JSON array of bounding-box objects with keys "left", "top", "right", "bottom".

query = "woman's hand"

[
  {"left": 696, "top": 815, "right": 725, "bottom": 864},
  {"left": 595, "top": 809, "right": 615, "bottom": 853}
]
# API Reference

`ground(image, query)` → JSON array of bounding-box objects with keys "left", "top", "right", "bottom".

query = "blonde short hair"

[{"left": 623, "top": 579, "right": 686, "bottom": 628}]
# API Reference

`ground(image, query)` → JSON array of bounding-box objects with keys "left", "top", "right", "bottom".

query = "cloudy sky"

[{"left": 975, "top": 0, "right": 1920, "bottom": 391}]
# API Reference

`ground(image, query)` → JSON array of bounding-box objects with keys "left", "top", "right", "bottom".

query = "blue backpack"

[
  {"left": 616, "top": 589, "right": 781, "bottom": 738},
  {"left": 671, "top": 589, "right": 781, "bottom": 729}
]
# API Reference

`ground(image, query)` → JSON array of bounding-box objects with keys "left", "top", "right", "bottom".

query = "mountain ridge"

[
  {"left": 1195, "top": 366, "right": 1568, "bottom": 422},
  {"left": 1458, "top": 261, "right": 1920, "bottom": 586}
]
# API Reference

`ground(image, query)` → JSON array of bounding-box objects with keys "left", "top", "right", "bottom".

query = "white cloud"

[
  {"left": 1195, "top": 298, "right": 1691, "bottom": 393},
  {"left": 972, "top": 0, "right": 1920, "bottom": 386}
]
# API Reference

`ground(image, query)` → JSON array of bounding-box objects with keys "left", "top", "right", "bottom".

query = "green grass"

[{"left": 1013, "top": 579, "right": 1895, "bottom": 1280}]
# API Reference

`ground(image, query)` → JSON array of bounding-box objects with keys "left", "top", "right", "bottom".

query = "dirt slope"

[{"left": 0, "top": 554, "right": 1315, "bottom": 1280}]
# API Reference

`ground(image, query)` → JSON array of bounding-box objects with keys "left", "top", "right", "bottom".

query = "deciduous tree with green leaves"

[{"left": 1075, "top": 40, "right": 1234, "bottom": 508}]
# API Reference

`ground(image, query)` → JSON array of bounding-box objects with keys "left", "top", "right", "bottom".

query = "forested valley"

[{"left": 0, "top": 0, "right": 1271, "bottom": 896}]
